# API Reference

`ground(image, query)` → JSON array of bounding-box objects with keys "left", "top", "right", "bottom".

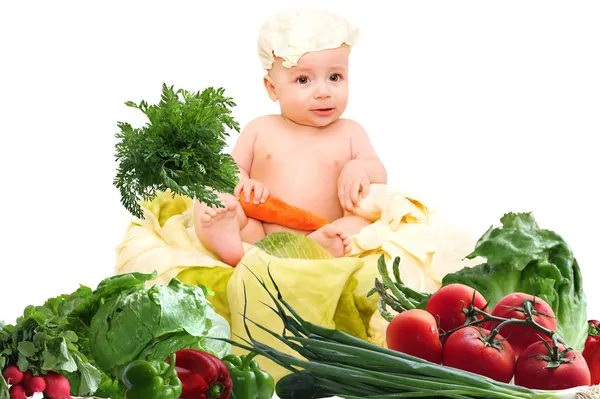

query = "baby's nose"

[{"left": 313, "top": 85, "right": 331, "bottom": 99}]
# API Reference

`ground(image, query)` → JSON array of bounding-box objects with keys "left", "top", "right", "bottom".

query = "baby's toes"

[
  {"left": 343, "top": 237, "right": 353, "bottom": 252},
  {"left": 194, "top": 201, "right": 208, "bottom": 217},
  {"left": 197, "top": 211, "right": 214, "bottom": 223},
  {"left": 343, "top": 240, "right": 353, "bottom": 253},
  {"left": 322, "top": 224, "right": 342, "bottom": 238}
]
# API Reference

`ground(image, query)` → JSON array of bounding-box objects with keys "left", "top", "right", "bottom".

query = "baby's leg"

[
  {"left": 194, "top": 193, "right": 266, "bottom": 266},
  {"left": 240, "top": 216, "right": 267, "bottom": 244},
  {"left": 308, "top": 215, "right": 371, "bottom": 258},
  {"left": 332, "top": 215, "right": 372, "bottom": 237}
]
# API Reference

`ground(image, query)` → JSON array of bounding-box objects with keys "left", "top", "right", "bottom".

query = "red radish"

[
  {"left": 8, "top": 384, "right": 27, "bottom": 399},
  {"left": 25, "top": 375, "right": 47, "bottom": 395},
  {"left": 43, "top": 371, "right": 73, "bottom": 399},
  {"left": 2, "top": 365, "right": 24, "bottom": 385},
  {"left": 21, "top": 370, "right": 32, "bottom": 385}
]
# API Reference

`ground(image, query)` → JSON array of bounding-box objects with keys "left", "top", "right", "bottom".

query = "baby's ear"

[{"left": 263, "top": 74, "right": 278, "bottom": 102}]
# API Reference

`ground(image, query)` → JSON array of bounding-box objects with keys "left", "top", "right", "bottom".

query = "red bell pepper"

[
  {"left": 169, "top": 349, "right": 232, "bottom": 399},
  {"left": 583, "top": 320, "right": 600, "bottom": 385}
]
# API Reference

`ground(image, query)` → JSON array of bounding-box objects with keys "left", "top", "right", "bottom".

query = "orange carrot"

[{"left": 238, "top": 190, "right": 329, "bottom": 230}]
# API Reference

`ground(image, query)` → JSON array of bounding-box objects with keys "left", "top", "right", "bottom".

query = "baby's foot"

[
  {"left": 194, "top": 196, "right": 244, "bottom": 267},
  {"left": 309, "top": 224, "right": 353, "bottom": 258}
]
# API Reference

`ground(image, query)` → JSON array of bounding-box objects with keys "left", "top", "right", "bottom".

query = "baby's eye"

[
  {"left": 296, "top": 76, "right": 309, "bottom": 84},
  {"left": 329, "top": 74, "right": 342, "bottom": 82}
]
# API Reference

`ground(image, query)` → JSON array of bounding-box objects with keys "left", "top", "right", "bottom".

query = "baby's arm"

[
  {"left": 231, "top": 119, "right": 269, "bottom": 203},
  {"left": 337, "top": 120, "right": 387, "bottom": 212},
  {"left": 347, "top": 121, "right": 388, "bottom": 184},
  {"left": 231, "top": 122, "right": 257, "bottom": 181}
]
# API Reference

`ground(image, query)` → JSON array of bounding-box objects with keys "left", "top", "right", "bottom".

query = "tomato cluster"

[{"left": 385, "top": 284, "right": 592, "bottom": 390}]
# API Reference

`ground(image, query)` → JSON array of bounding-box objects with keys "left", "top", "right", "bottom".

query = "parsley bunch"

[
  {"left": 0, "top": 289, "right": 104, "bottom": 398},
  {"left": 114, "top": 84, "right": 241, "bottom": 217}
]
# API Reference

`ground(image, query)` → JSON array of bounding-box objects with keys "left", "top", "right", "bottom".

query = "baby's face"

[{"left": 267, "top": 45, "right": 350, "bottom": 127}]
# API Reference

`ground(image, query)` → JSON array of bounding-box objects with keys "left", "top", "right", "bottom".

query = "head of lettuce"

[{"left": 83, "top": 272, "right": 231, "bottom": 377}]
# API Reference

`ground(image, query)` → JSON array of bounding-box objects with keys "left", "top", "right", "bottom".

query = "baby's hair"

[{"left": 257, "top": 8, "right": 360, "bottom": 70}]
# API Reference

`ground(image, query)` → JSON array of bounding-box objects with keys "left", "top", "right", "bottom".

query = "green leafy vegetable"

[
  {"left": 255, "top": 231, "right": 333, "bottom": 259},
  {"left": 0, "top": 299, "right": 103, "bottom": 398},
  {"left": 89, "top": 275, "right": 231, "bottom": 377},
  {"left": 0, "top": 375, "right": 8, "bottom": 399},
  {"left": 442, "top": 212, "right": 588, "bottom": 351},
  {"left": 113, "top": 83, "right": 241, "bottom": 217},
  {"left": 1, "top": 270, "right": 230, "bottom": 399}
]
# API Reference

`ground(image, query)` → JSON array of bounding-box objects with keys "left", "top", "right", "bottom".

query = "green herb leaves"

[
  {"left": 0, "top": 303, "right": 103, "bottom": 397},
  {"left": 0, "top": 376, "right": 7, "bottom": 399},
  {"left": 114, "top": 84, "right": 241, "bottom": 217}
]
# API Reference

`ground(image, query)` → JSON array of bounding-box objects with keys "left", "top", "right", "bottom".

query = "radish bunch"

[{"left": 2, "top": 366, "right": 72, "bottom": 399}]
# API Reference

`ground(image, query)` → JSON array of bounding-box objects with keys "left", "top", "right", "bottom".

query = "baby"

[{"left": 194, "top": 9, "right": 387, "bottom": 266}]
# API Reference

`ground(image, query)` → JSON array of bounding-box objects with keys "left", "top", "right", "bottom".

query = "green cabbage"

[
  {"left": 254, "top": 231, "right": 333, "bottom": 259},
  {"left": 88, "top": 273, "right": 231, "bottom": 376},
  {"left": 442, "top": 212, "right": 588, "bottom": 351}
]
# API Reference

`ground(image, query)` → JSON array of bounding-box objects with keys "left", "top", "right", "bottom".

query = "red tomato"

[
  {"left": 583, "top": 320, "right": 600, "bottom": 385},
  {"left": 425, "top": 284, "right": 488, "bottom": 334},
  {"left": 386, "top": 309, "right": 443, "bottom": 364},
  {"left": 490, "top": 293, "right": 557, "bottom": 355},
  {"left": 442, "top": 326, "right": 516, "bottom": 383},
  {"left": 515, "top": 341, "right": 591, "bottom": 390}
]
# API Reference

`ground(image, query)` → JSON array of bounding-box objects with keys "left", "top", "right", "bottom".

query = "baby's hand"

[
  {"left": 234, "top": 178, "right": 270, "bottom": 204},
  {"left": 338, "top": 162, "right": 370, "bottom": 213}
]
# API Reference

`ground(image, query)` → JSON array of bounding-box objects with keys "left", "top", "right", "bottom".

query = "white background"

[{"left": 1, "top": 1, "right": 599, "bottom": 324}]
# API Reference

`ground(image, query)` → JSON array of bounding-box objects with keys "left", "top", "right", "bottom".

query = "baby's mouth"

[{"left": 311, "top": 107, "right": 335, "bottom": 116}]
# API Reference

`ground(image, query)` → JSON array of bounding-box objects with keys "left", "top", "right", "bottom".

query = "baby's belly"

[{"left": 251, "top": 164, "right": 344, "bottom": 233}]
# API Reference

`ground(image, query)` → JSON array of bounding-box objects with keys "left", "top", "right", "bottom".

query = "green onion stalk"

[{"left": 218, "top": 264, "right": 600, "bottom": 399}]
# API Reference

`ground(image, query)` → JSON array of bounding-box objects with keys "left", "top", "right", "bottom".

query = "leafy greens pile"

[
  {"left": 442, "top": 212, "right": 588, "bottom": 351},
  {"left": 0, "top": 272, "right": 230, "bottom": 399},
  {"left": 113, "top": 84, "right": 241, "bottom": 218}
]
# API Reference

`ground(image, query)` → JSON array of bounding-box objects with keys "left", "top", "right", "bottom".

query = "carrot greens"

[{"left": 113, "top": 84, "right": 240, "bottom": 217}]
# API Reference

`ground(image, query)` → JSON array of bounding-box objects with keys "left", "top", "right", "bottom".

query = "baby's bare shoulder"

[
  {"left": 336, "top": 118, "right": 370, "bottom": 137},
  {"left": 235, "top": 115, "right": 281, "bottom": 149},
  {"left": 243, "top": 114, "right": 281, "bottom": 132}
]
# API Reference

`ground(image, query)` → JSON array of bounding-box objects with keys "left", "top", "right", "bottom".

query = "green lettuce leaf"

[
  {"left": 200, "top": 309, "right": 233, "bottom": 358},
  {"left": 442, "top": 212, "right": 588, "bottom": 351},
  {"left": 177, "top": 266, "right": 234, "bottom": 322},
  {"left": 0, "top": 374, "right": 8, "bottom": 399},
  {"left": 89, "top": 277, "right": 230, "bottom": 376}
]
